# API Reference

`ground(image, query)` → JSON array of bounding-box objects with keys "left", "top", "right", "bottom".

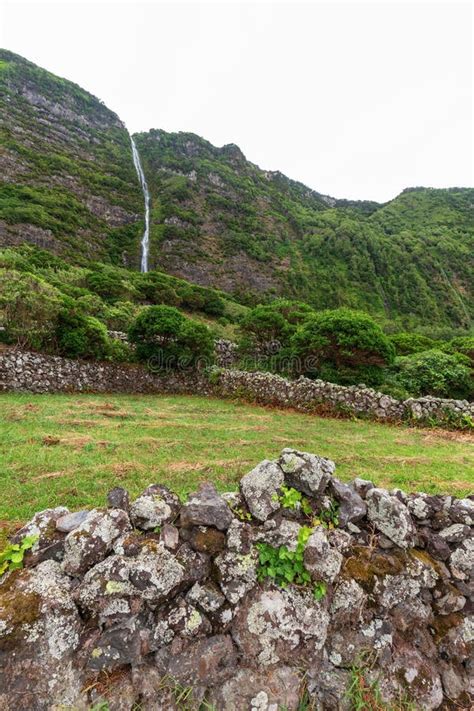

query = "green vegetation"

[
  {"left": 0, "top": 534, "right": 38, "bottom": 576},
  {"left": 0, "top": 245, "right": 243, "bottom": 352},
  {"left": 390, "top": 349, "right": 472, "bottom": 400},
  {"left": 135, "top": 129, "right": 474, "bottom": 331},
  {"left": 0, "top": 49, "right": 143, "bottom": 266},
  {"left": 274, "top": 486, "right": 313, "bottom": 516},
  {"left": 256, "top": 526, "right": 316, "bottom": 590},
  {"left": 128, "top": 305, "right": 214, "bottom": 368},
  {"left": 0, "top": 392, "right": 472, "bottom": 529},
  {"left": 291, "top": 308, "right": 395, "bottom": 386}
]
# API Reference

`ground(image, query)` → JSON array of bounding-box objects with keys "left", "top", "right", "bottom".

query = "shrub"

[
  {"left": 389, "top": 332, "right": 440, "bottom": 356},
  {"left": 444, "top": 336, "right": 474, "bottom": 366},
  {"left": 240, "top": 304, "right": 294, "bottom": 352},
  {"left": 393, "top": 349, "right": 472, "bottom": 399},
  {"left": 136, "top": 274, "right": 181, "bottom": 306},
  {"left": 292, "top": 308, "right": 395, "bottom": 386},
  {"left": 85, "top": 268, "right": 125, "bottom": 303},
  {"left": 56, "top": 309, "right": 111, "bottom": 360},
  {"left": 0, "top": 269, "right": 61, "bottom": 349},
  {"left": 128, "top": 305, "right": 214, "bottom": 369}
]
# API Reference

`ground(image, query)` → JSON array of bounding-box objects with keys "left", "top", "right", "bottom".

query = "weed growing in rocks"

[
  {"left": 0, "top": 533, "right": 38, "bottom": 575},
  {"left": 256, "top": 525, "right": 326, "bottom": 600}
]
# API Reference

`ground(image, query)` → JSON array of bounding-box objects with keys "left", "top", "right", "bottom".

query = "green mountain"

[
  {"left": 135, "top": 130, "right": 473, "bottom": 330},
  {"left": 0, "top": 50, "right": 472, "bottom": 331},
  {"left": 0, "top": 49, "right": 143, "bottom": 266}
]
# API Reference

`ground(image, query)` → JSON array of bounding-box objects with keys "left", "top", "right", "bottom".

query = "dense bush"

[
  {"left": 0, "top": 269, "right": 61, "bottom": 349},
  {"left": 392, "top": 350, "right": 472, "bottom": 400},
  {"left": 239, "top": 304, "right": 294, "bottom": 353},
  {"left": 389, "top": 332, "right": 440, "bottom": 356},
  {"left": 128, "top": 305, "right": 214, "bottom": 369},
  {"left": 444, "top": 336, "right": 474, "bottom": 366},
  {"left": 55, "top": 308, "right": 111, "bottom": 360},
  {"left": 292, "top": 308, "right": 395, "bottom": 385}
]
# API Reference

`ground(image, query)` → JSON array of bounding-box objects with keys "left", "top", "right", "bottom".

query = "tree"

[
  {"left": 128, "top": 305, "right": 214, "bottom": 369},
  {"left": 291, "top": 308, "right": 395, "bottom": 385},
  {"left": 0, "top": 269, "right": 61, "bottom": 349}
]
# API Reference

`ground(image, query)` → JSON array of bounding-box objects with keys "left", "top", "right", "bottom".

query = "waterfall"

[{"left": 130, "top": 136, "right": 150, "bottom": 273}]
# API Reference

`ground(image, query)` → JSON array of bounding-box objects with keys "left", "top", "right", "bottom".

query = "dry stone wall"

[
  {"left": 0, "top": 348, "right": 473, "bottom": 427},
  {"left": 0, "top": 448, "right": 472, "bottom": 710}
]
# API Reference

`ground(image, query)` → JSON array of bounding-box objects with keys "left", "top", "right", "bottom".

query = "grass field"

[{"left": 0, "top": 392, "right": 473, "bottom": 538}]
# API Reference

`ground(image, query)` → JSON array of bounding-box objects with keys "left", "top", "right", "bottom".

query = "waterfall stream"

[{"left": 130, "top": 136, "right": 150, "bottom": 272}]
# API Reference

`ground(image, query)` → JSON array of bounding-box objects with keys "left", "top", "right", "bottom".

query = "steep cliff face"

[
  {"left": 135, "top": 129, "right": 473, "bottom": 328},
  {"left": 0, "top": 50, "right": 143, "bottom": 266}
]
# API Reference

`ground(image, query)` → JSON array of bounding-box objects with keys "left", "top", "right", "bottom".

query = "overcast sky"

[{"left": 1, "top": 0, "right": 472, "bottom": 201}]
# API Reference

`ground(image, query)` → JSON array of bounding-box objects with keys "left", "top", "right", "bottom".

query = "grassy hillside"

[
  {"left": 0, "top": 392, "right": 472, "bottom": 530},
  {"left": 135, "top": 129, "right": 473, "bottom": 331},
  {"left": 0, "top": 49, "right": 143, "bottom": 265}
]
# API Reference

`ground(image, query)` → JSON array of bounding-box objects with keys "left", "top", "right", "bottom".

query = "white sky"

[{"left": 1, "top": 0, "right": 473, "bottom": 202}]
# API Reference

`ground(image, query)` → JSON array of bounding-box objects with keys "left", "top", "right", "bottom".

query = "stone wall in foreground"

[
  {"left": 0, "top": 449, "right": 472, "bottom": 710},
  {"left": 1, "top": 348, "right": 473, "bottom": 426}
]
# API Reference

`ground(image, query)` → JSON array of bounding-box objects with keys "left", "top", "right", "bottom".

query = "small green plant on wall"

[
  {"left": 272, "top": 485, "right": 313, "bottom": 516},
  {"left": 0, "top": 534, "right": 39, "bottom": 576},
  {"left": 256, "top": 526, "right": 326, "bottom": 600}
]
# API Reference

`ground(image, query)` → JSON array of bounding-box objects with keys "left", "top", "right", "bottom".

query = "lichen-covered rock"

[
  {"left": 304, "top": 527, "right": 343, "bottom": 583},
  {"left": 87, "top": 615, "right": 150, "bottom": 670},
  {"left": 366, "top": 488, "right": 415, "bottom": 548},
  {"left": 231, "top": 586, "right": 330, "bottom": 666},
  {"left": 155, "top": 634, "right": 238, "bottom": 686},
  {"left": 180, "top": 482, "right": 233, "bottom": 530},
  {"left": 11, "top": 506, "right": 69, "bottom": 566},
  {"left": 449, "top": 498, "right": 474, "bottom": 526},
  {"left": 388, "top": 645, "right": 444, "bottom": 710},
  {"left": 152, "top": 596, "right": 212, "bottom": 649},
  {"left": 449, "top": 538, "right": 474, "bottom": 579},
  {"left": 160, "top": 522, "right": 179, "bottom": 550},
  {"left": 176, "top": 542, "right": 211, "bottom": 586},
  {"left": 187, "top": 581, "right": 225, "bottom": 614},
  {"left": 107, "top": 486, "right": 130, "bottom": 511},
  {"left": 215, "top": 549, "right": 258, "bottom": 604},
  {"left": 128, "top": 544, "right": 186, "bottom": 605},
  {"left": 0, "top": 560, "right": 83, "bottom": 709},
  {"left": 56, "top": 510, "right": 89, "bottom": 533},
  {"left": 329, "top": 478, "right": 367, "bottom": 527},
  {"left": 308, "top": 662, "right": 351, "bottom": 710},
  {"left": 278, "top": 448, "right": 334, "bottom": 497},
  {"left": 208, "top": 666, "right": 302, "bottom": 711},
  {"left": 330, "top": 579, "right": 367, "bottom": 623},
  {"left": 240, "top": 460, "right": 284, "bottom": 521},
  {"left": 255, "top": 518, "right": 301, "bottom": 552},
  {"left": 438, "top": 523, "right": 470, "bottom": 543},
  {"left": 62, "top": 508, "right": 131, "bottom": 576},
  {"left": 74, "top": 554, "right": 142, "bottom": 626},
  {"left": 130, "top": 484, "right": 180, "bottom": 530}
]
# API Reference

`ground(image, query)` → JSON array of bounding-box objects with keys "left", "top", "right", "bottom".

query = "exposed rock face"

[
  {"left": 0, "top": 449, "right": 472, "bottom": 709},
  {"left": 2, "top": 348, "right": 473, "bottom": 428}
]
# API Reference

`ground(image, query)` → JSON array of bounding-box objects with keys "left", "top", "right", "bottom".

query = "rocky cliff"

[
  {"left": 0, "top": 50, "right": 143, "bottom": 266},
  {"left": 0, "top": 449, "right": 472, "bottom": 709}
]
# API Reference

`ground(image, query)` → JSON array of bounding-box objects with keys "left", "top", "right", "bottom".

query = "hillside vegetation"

[
  {"left": 135, "top": 129, "right": 474, "bottom": 331},
  {"left": 0, "top": 49, "right": 143, "bottom": 265}
]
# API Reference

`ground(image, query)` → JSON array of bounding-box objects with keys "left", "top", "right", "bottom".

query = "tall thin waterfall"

[{"left": 130, "top": 136, "right": 150, "bottom": 272}]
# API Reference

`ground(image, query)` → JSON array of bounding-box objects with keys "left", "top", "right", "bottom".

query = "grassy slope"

[
  {"left": 1, "top": 393, "right": 472, "bottom": 533},
  {"left": 136, "top": 129, "right": 474, "bottom": 330}
]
